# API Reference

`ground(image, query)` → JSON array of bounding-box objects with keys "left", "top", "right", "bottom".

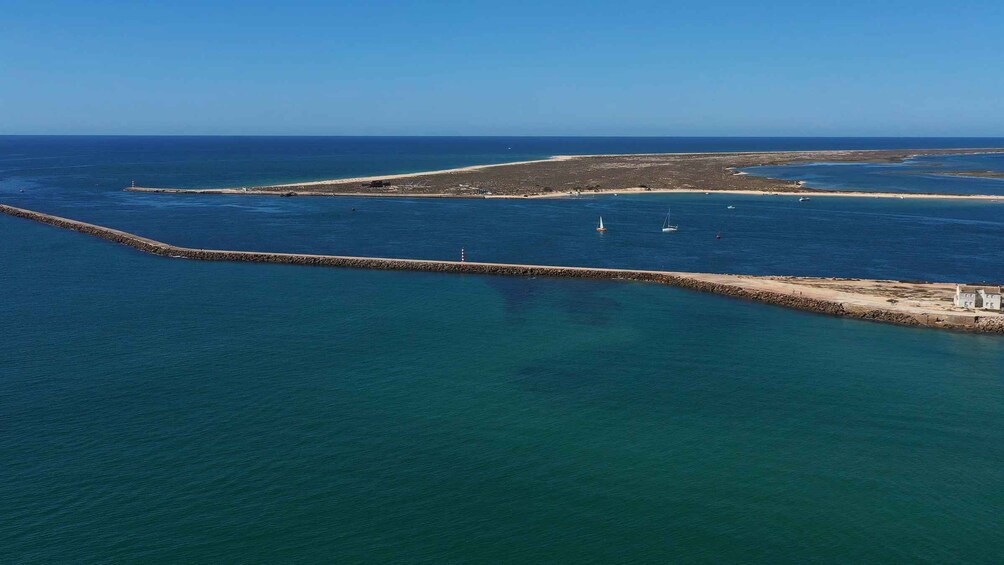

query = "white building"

[{"left": 954, "top": 285, "right": 1002, "bottom": 311}]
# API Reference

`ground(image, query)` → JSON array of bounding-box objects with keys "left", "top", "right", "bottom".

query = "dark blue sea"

[
  {"left": 743, "top": 152, "right": 1004, "bottom": 195},
  {"left": 3, "top": 137, "right": 1004, "bottom": 563}
]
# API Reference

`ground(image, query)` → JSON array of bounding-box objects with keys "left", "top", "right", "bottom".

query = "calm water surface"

[
  {"left": 5, "top": 190, "right": 1004, "bottom": 283},
  {"left": 3, "top": 137, "right": 1004, "bottom": 563},
  {"left": 743, "top": 153, "right": 1004, "bottom": 195}
]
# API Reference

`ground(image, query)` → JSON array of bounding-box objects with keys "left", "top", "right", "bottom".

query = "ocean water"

[
  {"left": 7, "top": 191, "right": 1004, "bottom": 283},
  {"left": 743, "top": 152, "right": 1004, "bottom": 195},
  {"left": 3, "top": 137, "right": 1004, "bottom": 563}
]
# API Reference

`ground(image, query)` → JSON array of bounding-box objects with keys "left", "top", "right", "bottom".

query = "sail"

[{"left": 662, "top": 208, "right": 678, "bottom": 231}]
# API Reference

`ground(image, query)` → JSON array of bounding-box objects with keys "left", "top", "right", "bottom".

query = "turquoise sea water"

[{"left": 3, "top": 137, "right": 1004, "bottom": 563}]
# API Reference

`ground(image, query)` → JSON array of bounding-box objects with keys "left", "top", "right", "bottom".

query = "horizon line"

[{"left": 3, "top": 134, "right": 1004, "bottom": 139}]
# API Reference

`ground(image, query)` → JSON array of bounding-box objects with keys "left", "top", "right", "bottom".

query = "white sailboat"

[
  {"left": 596, "top": 216, "right": 607, "bottom": 232},
  {"left": 661, "top": 208, "right": 678, "bottom": 232}
]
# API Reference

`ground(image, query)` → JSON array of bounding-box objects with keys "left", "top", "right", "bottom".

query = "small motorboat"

[
  {"left": 799, "top": 197, "right": 810, "bottom": 202},
  {"left": 727, "top": 205, "right": 736, "bottom": 210}
]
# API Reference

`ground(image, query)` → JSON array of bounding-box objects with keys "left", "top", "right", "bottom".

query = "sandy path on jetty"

[{"left": 694, "top": 274, "right": 965, "bottom": 319}]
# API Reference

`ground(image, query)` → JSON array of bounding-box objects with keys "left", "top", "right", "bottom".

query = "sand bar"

[{"left": 125, "top": 148, "right": 1004, "bottom": 199}]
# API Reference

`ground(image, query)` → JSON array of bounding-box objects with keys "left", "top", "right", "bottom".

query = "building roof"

[{"left": 958, "top": 285, "right": 1002, "bottom": 294}]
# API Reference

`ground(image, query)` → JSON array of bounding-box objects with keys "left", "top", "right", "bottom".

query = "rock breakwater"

[{"left": 3, "top": 204, "right": 1001, "bottom": 334}]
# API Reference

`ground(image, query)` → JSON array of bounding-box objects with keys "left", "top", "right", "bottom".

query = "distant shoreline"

[
  {"left": 125, "top": 147, "right": 1004, "bottom": 200},
  {"left": 126, "top": 185, "right": 1004, "bottom": 201}
]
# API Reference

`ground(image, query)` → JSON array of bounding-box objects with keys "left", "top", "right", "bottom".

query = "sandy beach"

[
  {"left": 127, "top": 185, "right": 1004, "bottom": 202},
  {"left": 519, "top": 187, "right": 1004, "bottom": 201}
]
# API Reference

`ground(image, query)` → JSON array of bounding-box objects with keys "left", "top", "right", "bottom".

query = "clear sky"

[{"left": 2, "top": 0, "right": 1002, "bottom": 136}]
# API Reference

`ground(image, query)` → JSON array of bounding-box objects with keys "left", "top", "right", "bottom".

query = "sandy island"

[
  {"left": 3, "top": 204, "right": 1002, "bottom": 335},
  {"left": 125, "top": 148, "right": 1004, "bottom": 200}
]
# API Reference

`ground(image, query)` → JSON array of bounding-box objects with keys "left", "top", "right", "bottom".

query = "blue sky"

[{"left": 2, "top": 1, "right": 1002, "bottom": 135}]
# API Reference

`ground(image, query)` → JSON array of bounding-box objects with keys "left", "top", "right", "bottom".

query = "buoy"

[{"left": 460, "top": 248, "right": 465, "bottom": 262}]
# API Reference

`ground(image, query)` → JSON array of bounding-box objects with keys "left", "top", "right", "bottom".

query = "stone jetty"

[{"left": 3, "top": 204, "right": 1002, "bottom": 335}]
